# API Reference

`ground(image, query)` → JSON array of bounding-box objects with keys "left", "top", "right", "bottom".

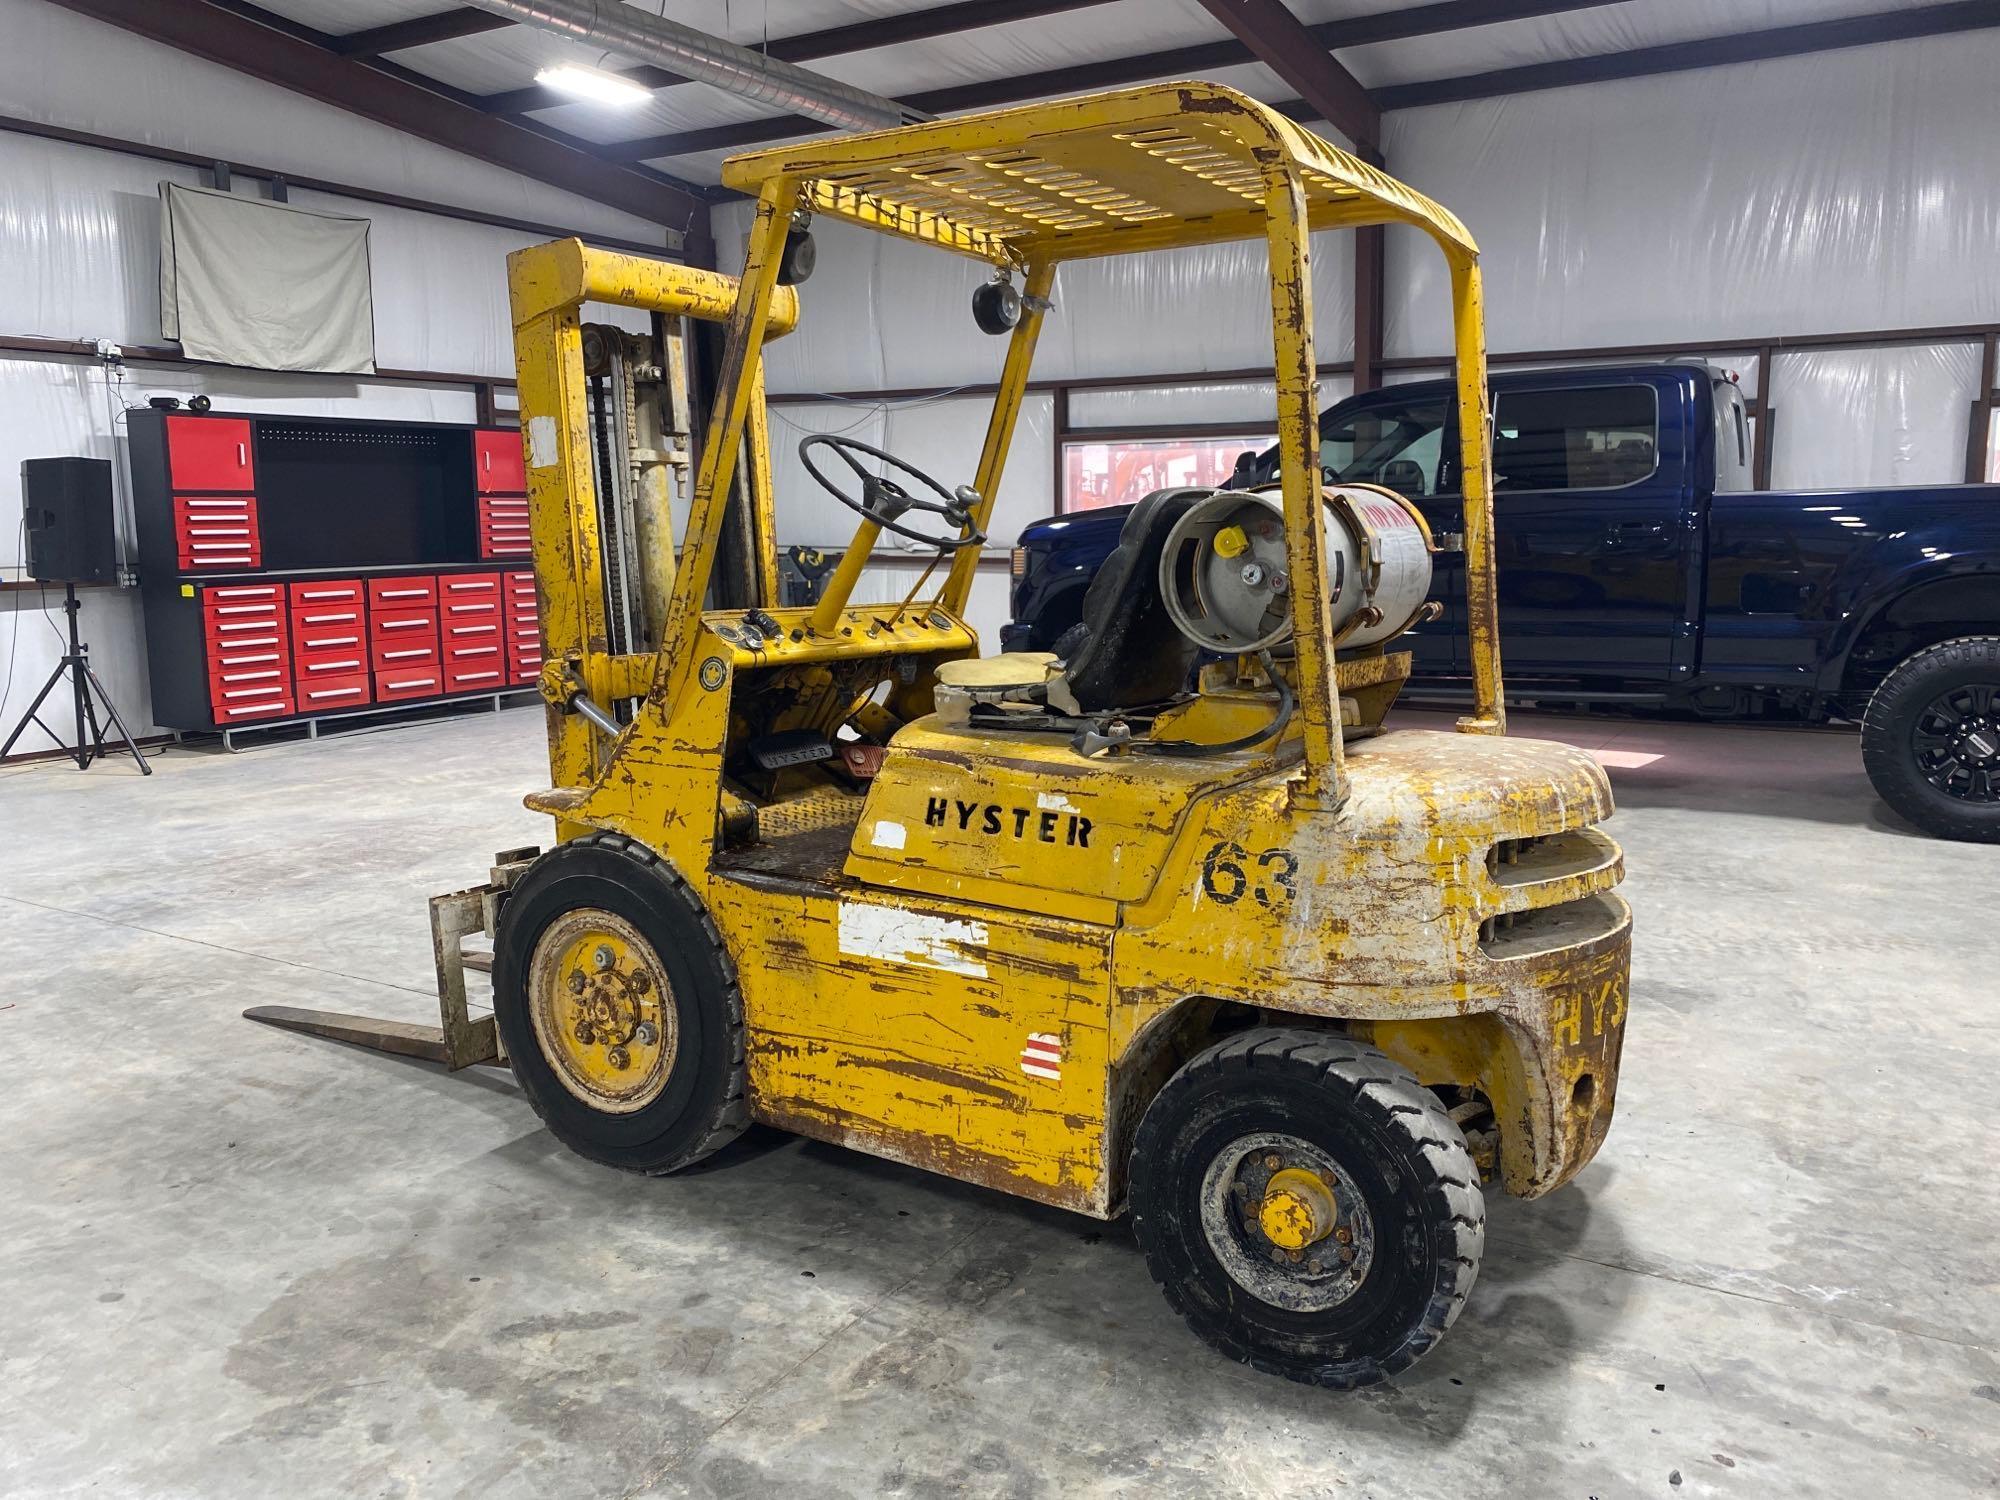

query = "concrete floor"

[{"left": 2, "top": 704, "right": 1996, "bottom": 1499}]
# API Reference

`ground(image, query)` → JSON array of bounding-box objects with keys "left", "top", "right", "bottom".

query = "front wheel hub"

[{"left": 527, "top": 908, "right": 678, "bottom": 1112}]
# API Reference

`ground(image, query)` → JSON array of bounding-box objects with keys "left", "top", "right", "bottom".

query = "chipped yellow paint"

[{"left": 496, "top": 82, "right": 1627, "bottom": 1221}]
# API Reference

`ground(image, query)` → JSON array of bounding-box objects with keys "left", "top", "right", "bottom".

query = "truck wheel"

[
  {"left": 1128, "top": 1029, "right": 1483, "bottom": 1389},
  {"left": 1861, "top": 636, "right": 2000, "bottom": 843},
  {"left": 492, "top": 833, "right": 748, "bottom": 1173}
]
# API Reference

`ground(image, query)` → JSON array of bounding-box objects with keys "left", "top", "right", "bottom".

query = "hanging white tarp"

[{"left": 158, "top": 183, "right": 376, "bottom": 374}]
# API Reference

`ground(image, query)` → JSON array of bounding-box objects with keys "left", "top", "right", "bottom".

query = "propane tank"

[{"left": 1158, "top": 483, "right": 1433, "bottom": 654}]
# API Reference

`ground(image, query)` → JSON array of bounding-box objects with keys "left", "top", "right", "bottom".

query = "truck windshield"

[{"left": 1246, "top": 397, "right": 1449, "bottom": 497}]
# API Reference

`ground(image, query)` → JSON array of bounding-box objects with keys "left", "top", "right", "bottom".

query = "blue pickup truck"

[{"left": 1005, "top": 363, "right": 2000, "bottom": 841}]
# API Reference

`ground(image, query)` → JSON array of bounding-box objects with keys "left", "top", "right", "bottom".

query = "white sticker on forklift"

[
  {"left": 526, "top": 414, "right": 559, "bottom": 469},
  {"left": 1020, "top": 1033, "right": 1063, "bottom": 1082},
  {"left": 838, "top": 903, "right": 988, "bottom": 979},
  {"left": 871, "top": 820, "right": 907, "bottom": 849}
]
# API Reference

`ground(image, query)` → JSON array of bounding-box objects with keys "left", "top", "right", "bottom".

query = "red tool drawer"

[
  {"left": 287, "top": 579, "right": 364, "bottom": 609},
  {"left": 444, "top": 632, "right": 500, "bottom": 660},
  {"left": 442, "top": 602, "right": 500, "bottom": 631},
  {"left": 474, "top": 428, "right": 525, "bottom": 494},
  {"left": 208, "top": 680, "right": 292, "bottom": 721},
  {"left": 367, "top": 576, "right": 439, "bottom": 609},
  {"left": 445, "top": 662, "right": 508, "bottom": 693},
  {"left": 374, "top": 667, "right": 444, "bottom": 703},
  {"left": 295, "top": 672, "right": 372, "bottom": 713},
  {"left": 371, "top": 637, "right": 441, "bottom": 671},
  {"left": 202, "top": 582, "right": 284, "bottom": 607},
  {"left": 210, "top": 642, "right": 289, "bottom": 673},
  {"left": 207, "top": 661, "right": 290, "bottom": 697},
  {"left": 370, "top": 607, "right": 438, "bottom": 637},
  {"left": 438, "top": 571, "right": 500, "bottom": 599},
  {"left": 298, "top": 652, "right": 374, "bottom": 688},
  {"left": 293, "top": 626, "right": 367, "bottom": 660},
  {"left": 167, "top": 415, "right": 255, "bottom": 491},
  {"left": 178, "top": 541, "right": 261, "bottom": 572}
]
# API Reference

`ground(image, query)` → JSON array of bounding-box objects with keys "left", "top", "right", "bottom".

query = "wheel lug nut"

[
  {"left": 566, "top": 971, "right": 586, "bottom": 994},
  {"left": 631, "top": 971, "right": 652, "bottom": 993},
  {"left": 575, "top": 1022, "right": 595, "bottom": 1044},
  {"left": 635, "top": 1022, "right": 657, "bottom": 1046},
  {"left": 1263, "top": 1154, "right": 1281, "bottom": 1170},
  {"left": 592, "top": 945, "right": 615, "bottom": 970},
  {"left": 606, "top": 1046, "right": 629, "bottom": 1069}
]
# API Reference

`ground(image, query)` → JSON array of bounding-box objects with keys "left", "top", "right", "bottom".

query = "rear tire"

[
  {"left": 1129, "top": 1028, "right": 1483, "bottom": 1389},
  {"left": 492, "top": 833, "right": 748, "bottom": 1173},
  {"left": 1861, "top": 636, "right": 2000, "bottom": 843}
]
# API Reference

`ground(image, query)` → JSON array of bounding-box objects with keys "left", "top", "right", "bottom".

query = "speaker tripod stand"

[{"left": 1, "top": 583, "right": 151, "bottom": 773}]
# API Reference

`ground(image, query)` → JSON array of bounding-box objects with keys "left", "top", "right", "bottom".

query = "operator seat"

[
  {"left": 1057, "top": 487, "right": 1207, "bottom": 711},
  {"left": 933, "top": 487, "right": 1207, "bottom": 719}
]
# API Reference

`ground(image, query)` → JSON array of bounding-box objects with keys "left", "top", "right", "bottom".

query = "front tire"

[
  {"left": 1861, "top": 636, "right": 2000, "bottom": 842},
  {"left": 1129, "top": 1029, "right": 1483, "bottom": 1389},
  {"left": 492, "top": 833, "right": 748, "bottom": 1173}
]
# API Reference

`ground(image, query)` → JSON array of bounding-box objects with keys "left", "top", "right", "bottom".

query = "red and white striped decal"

[{"left": 1020, "top": 1032, "right": 1063, "bottom": 1082}]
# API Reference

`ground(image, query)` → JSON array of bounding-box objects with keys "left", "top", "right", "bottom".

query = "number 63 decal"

[{"left": 1200, "top": 840, "right": 1297, "bottom": 906}]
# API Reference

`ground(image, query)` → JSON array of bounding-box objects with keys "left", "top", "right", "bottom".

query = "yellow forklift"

[{"left": 254, "top": 82, "right": 1630, "bottom": 1388}]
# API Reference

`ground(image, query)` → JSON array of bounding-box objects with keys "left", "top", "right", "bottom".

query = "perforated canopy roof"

[{"left": 719, "top": 81, "right": 1476, "bottom": 267}]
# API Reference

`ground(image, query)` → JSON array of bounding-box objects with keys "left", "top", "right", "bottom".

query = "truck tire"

[
  {"left": 492, "top": 833, "right": 749, "bottom": 1173},
  {"left": 1861, "top": 636, "right": 2000, "bottom": 843},
  {"left": 1128, "top": 1028, "right": 1484, "bottom": 1389}
]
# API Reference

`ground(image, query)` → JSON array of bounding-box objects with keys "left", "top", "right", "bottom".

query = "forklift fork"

[{"left": 244, "top": 848, "right": 539, "bottom": 1072}]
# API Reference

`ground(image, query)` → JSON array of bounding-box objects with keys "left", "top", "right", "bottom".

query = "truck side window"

[
  {"left": 1316, "top": 400, "right": 1449, "bottom": 497},
  {"left": 1491, "top": 386, "right": 1658, "bottom": 492}
]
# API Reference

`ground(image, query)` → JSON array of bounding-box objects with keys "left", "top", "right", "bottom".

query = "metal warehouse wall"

[{"left": 0, "top": 0, "right": 668, "bottom": 756}]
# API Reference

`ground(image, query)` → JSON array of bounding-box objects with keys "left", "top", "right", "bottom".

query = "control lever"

[{"left": 1071, "top": 718, "right": 1133, "bottom": 758}]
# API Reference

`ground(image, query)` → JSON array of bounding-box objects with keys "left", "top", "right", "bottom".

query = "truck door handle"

[{"left": 1603, "top": 521, "right": 1666, "bottom": 546}]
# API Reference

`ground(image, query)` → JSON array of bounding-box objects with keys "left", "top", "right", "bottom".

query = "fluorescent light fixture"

[
  {"left": 1829, "top": 515, "right": 1861, "bottom": 522},
  {"left": 535, "top": 64, "right": 652, "bottom": 106}
]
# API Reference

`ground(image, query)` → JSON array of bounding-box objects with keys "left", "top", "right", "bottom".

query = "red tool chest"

[
  {"left": 132, "top": 409, "right": 544, "bottom": 736},
  {"left": 437, "top": 571, "right": 505, "bottom": 692},
  {"left": 201, "top": 584, "right": 292, "bottom": 722},
  {"left": 475, "top": 429, "right": 529, "bottom": 560},
  {"left": 503, "top": 570, "right": 540, "bottom": 686},
  {"left": 172, "top": 494, "right": 260, "bottom": 571}
]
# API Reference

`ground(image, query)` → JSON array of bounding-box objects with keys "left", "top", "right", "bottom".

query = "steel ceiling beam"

[
  {"left": 329, "top": 9, "right": 513, "bottom": 57},
  {"left": 478, "top": 0, "right": 1115, "bottom": 116},
  {"left": 602, "top": 0, "right": 1614, "bottom": 162},
  {"left": 45, "top": 0, "right": 711, "bottom": 228},
  {"left": 1191, "top": 0, "right": 1379, "bottom": 148}
]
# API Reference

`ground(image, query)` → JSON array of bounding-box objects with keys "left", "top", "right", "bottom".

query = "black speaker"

[{"left": 21, "top": 458, "right": 117, "bottom": 584}]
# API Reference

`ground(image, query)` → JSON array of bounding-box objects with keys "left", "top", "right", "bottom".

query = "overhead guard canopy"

[{"left": 719, "top": 81, "right": 1478, "bottom": 267}]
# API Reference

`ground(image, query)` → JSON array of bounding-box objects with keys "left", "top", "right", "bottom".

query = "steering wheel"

[{"left": 798, "top": 434, "right": 985, "bottom": 551}]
